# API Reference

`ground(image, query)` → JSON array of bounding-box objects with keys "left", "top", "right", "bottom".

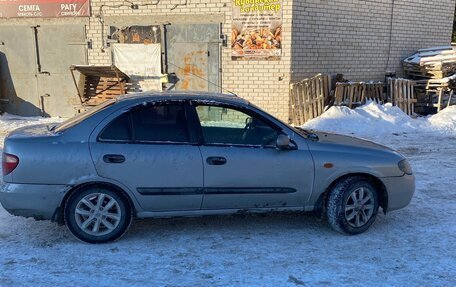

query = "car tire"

[
  {"left": 326, "top": 176, "right": 379, "bottom": 235},
  {"left": 64, "top": 187, "right": 132, "bottom": 243}
]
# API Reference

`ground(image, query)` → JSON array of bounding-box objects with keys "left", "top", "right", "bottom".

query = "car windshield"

[
  {"left": 248, "top": 102, "right": 312, "bottom": 136},
  {"left": 53, "top": 100, "right": 116, "bottom": 133}
]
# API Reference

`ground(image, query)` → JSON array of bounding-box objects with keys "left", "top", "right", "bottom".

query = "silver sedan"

[{"left": 0, "top": 92, "right": 415, "bottom": 243}]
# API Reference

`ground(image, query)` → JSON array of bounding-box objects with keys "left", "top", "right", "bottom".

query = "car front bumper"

[
  {"left": 381, "top": 174, "right": 415, "bottom": 212},
  {"left": 0, "top": 183, "right": 68, "bottom": 220}
]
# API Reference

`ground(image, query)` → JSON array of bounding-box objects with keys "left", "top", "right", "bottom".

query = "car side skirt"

[{"left": 136, "top": 206, "right": 305, "bottom": 219}]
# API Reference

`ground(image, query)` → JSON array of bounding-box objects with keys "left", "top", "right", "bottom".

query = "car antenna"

[{"left": 167, "top": 61, "right": 238, "bottom": 97}]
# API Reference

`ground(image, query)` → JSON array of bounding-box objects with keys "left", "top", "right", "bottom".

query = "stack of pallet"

[
  {"left": 403, "top": 46, "right": 456, "bottom": 79},
  {"left": 414, "top": 74, "right": 456, "bottom": 111},
  {"left": 403, "top": 46, "right": 456, "bottom": 112}
]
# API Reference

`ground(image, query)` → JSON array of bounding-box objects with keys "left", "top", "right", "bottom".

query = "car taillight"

[{"left": 2, "top": 153, "right": 19, "bottom": 176}]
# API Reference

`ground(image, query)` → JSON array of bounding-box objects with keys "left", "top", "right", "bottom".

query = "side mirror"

[{"left": 276, "top": 134, "right": 296, "bottom": 150}]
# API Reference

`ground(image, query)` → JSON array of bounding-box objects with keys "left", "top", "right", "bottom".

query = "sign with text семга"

[
  {"left": 0, "top": 0, "right": 90, "bottom": 18},
  {"left": 231, "top": 0, "right": 282, "bottom": 60}
]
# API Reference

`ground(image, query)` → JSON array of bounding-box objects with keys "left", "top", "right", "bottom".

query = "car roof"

[{"left": 116, "top": 91, "right": 249, "bottom": 105}]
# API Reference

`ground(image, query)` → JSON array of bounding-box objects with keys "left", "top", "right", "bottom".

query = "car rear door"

[
  {"left": 89, "top": 100, "right": 204, "bottom": 212},
  {"left": 191, "top": 102, "right": 314, "bottom": 210}
]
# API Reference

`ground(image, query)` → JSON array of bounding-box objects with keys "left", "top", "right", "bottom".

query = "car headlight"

[{"left": 398, "top": 159, "right": 413, "bottom": 175}]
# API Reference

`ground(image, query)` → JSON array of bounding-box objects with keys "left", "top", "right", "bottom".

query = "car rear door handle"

[
  {"left": 103, "top": 154, "right": 125, "bottom": 164},
  {"left": 206, "top": 156, "right": 227, "bottom": 166}
]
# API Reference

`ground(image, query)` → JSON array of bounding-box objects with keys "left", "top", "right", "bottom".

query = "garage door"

[
  {"left": 166, "top": 24, "right": 220, "bottom": 93},
  {"left": 0, "top": 24, "right": 87, "bottom": 117}
]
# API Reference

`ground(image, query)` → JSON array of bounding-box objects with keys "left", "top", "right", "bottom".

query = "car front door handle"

[
  {"left": 206, "top": 156, "right": 227, "bottom": 166},
  {"left": 103, "top": 154, "right": 126, "bottom": 164}
]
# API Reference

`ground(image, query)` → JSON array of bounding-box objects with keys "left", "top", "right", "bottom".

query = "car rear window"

[
  {"left": 98, "top": 102, "right": 190, "bottom": 143},
  {"left": 131, "top": 104, "right": 189, "bottom": 143},
  {"left": 54, "top": 100, "right": 116, "bottom": 133}
]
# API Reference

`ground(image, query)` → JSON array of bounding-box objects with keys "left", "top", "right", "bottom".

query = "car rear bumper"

[
  {"left": 0, "top": 183, "right": 67, "bottom": 220},
  {"left": 381, "top": 174, "right": 415, "bottom": 212}
]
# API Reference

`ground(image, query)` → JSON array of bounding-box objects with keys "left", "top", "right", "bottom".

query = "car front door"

[
  {"left": 191, "top": 102, "right": 314, "bottom": 210},
  {"left": 89, "top": 101, "right": 204, "bottom": 212}
]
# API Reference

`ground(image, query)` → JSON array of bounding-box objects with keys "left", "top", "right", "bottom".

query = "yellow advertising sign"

[{"left": 231, "top": 0, "right": 282, "bottom": 60}]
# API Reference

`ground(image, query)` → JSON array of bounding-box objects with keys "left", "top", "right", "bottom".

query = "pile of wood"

[
  {"left": 333, "top": 81, "right": 385, "bottom": 108},
  {"left": 403, "top": 46, "right": 456, "bottom": 79},
  {"left": 414, "top": 74, "right": 456, "bottom": 112},
  {"left": 290, "top": 74, "right": 331, "bottom": 125},
  {"left": 403, "top": 46, "right": 456, "bottom": 113}
]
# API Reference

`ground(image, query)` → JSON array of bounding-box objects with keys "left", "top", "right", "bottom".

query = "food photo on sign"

[{"left": 231, "top": 0, "right": 282, "bottom": 60}]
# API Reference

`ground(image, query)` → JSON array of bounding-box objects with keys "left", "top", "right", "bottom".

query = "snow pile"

[
  {"left": 428, "top": 105, "right": 456, "bottom": 134},
  {"left": 303, "top": 102, "right": 456, "bottom": 136}
]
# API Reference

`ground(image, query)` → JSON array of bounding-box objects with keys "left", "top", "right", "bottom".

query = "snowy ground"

[{"left": 0, "top": 105, "right": 455, "bottom": 287}]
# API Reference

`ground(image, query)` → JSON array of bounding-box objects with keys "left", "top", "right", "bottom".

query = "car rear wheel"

[
  {"left": 326, "top": 176, "right": 379, "bottom": 235},
  {"left": 64, "top": 187, "right": 132, "bottom": 243}
]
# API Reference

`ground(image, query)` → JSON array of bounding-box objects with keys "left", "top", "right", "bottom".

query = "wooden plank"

[
  {"left": 298, "top": 82, "right": 306, "bottom": 125},
  {"left": 296, "top": 83, "right": 304, "bottom": 125},
  {"left": 388, "top": 78, "right": 393, "bottom": 103},
  {"left": 317, "top": 78, "right": 321, "bottom": 115},
  {"left": 312, "top": 78, "right": 318, "bottom": 119},
  {"left": 334, "top": 84, "right": 342, "bottom": 105},
  {"left": 320, "top": 76, "right": 325, "bottom": 114},
  {"left": 411, "top": 82, "right": 415, "bottom": 115},
  {"left": 322, "top": 75, "right": 328, "bottom": 108},
  {"left": 297, "top": 83, "right": 302, "bottom": 124},
  {"left": 437, "top": 88, "right": 443, "bottom": 112},
  {"left": 394, "top": 80, "right": 399, "bottom": 107},
  {"left": 305, "top": 81, "right": 311, "bottom": 122},
  {"left": 325, "top": 75, "right": 330, "bottom": 108},
  {"left": 289, "top": 85, "right": 297, "bottom": 125}
]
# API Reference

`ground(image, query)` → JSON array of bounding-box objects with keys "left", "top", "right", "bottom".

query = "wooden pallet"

[
  {"left": 387, "top": 78, "right": 417, "bottom": 115},
  {"left": 290, "top": 74, "right": 331, "bottom": 125},
  {"left": 333, "top": 82, "right": 384, "bottom": 108},
  {"left": 71, "top": 65, "right": 129, "bottom": 107}
]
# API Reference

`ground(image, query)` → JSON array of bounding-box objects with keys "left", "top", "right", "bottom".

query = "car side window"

[
  {"left": 195, "top": 105, "right": 279, "bottom": 147},
  {"left": 99, "top": 112, "right": 131, "bottom": 142},
  {"left": 131, "top": 103, "right": 190, "bottom": 143}
]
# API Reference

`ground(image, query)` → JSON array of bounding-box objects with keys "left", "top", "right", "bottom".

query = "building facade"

[{"left": 0, "top": 0, "right": 454, "bottom": 120}]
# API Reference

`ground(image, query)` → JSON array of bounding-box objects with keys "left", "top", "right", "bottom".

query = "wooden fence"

[
  {"left": 290, "top": 74, "right": 331, "bottom": 125},
  {"left": 387, "top": 78, "right": 417, "bottom": 115},
  {"left": 334, "top": 82, "right": 385, "bottom": 108}
]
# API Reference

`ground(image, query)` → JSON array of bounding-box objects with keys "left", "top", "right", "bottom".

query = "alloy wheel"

[
  {"left": 344, "top": 187, "right": 375, "bottom": 228},
  {"left": 74, "top": 193, "right": 122, "bottom": 236}
]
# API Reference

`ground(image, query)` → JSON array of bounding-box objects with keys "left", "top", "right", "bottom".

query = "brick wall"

[
  {"left": 291, "top": 0, "right": 455, "bottom": 83},
  {"left": 88, "top": 0, "right": 293, "bottom": 121}
]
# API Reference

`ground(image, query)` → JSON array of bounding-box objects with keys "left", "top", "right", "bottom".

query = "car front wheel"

[
  {"left": 64, "top": 187, "right": 132, "bottom": 243},
  {"left": 326, "top": 176, "right": 379, "bottom": 235}
]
